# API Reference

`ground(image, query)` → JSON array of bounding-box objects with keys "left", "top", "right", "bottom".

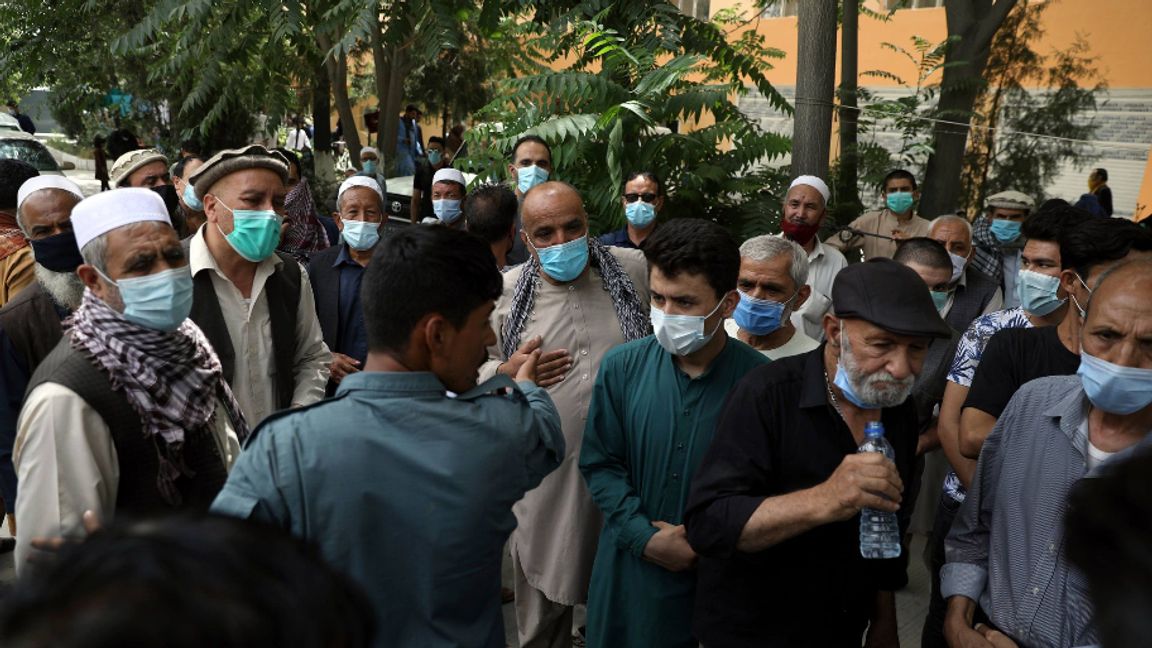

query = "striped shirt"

[{"left": 942, "top": 375, "right": 1152, "bottom": 648}]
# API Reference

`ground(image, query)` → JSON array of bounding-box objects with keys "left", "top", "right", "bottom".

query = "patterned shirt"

[
  {"left": 942, "top": 307, "right": 1032, "bottom": 502},
  {"left": 942, "top": 376, "right": 1152, "bottom": 648}
]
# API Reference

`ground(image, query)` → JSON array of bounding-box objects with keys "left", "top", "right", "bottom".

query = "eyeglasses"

[{"left": 623, "top": 192, "right": 658, "bottom": 203}]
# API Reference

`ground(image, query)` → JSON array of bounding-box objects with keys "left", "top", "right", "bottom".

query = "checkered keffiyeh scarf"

[
  {"left": 501, "top": 237, "right": 649, "bottom": 359},
  {"left": 68, "top": 289, "right": 250, "bottom": 446},
  {"left": 279, "top": 177, "right": 330, "bottom": 262},
  {"left": 970, "top": 216, "right": 1025, "bottom": 283}
]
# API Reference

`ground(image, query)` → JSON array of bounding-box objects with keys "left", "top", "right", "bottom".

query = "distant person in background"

[
  {"left": 446, "top": 123, "right": 467, "bottom": 160},
  {"left": 599, "top": 171, "right": 663, "bottom": 249},
  {"left": 395, "top": 105, "right": 419, "bottom": 176},
  {"left": 411, "top": 137, "right": 450, "bottom": 224},
  {"left": 1089, "top": 168, "right": 1114, "bottom": 217},
  {"left": 6, "top": 101, "right": 35, "bottom": 135},
  {"left": 357, "top": 147, "right": 379, "bottom": 178},
  {"left": 1074, "top": 192, "right": 1106, "bottom": 218},
  {"left": 173, "top": 156, "right": 207, "bottom": 237},
  {"left": 276, "top": 147, "right": 338, "bottom": 250},
  {"left": 180, "top": 139, "right": 203, "bottom": 160},
  {"left": 106, "top": 117, "right": 140, "bottom": 161},
  {"left": 93, "top": 136, "right": 111, "bottom": 192},
  {"left": 826, "top": 169, "right": 931, "bottom": 260},
  {"left": 286, "top": 117, "right": 312, "bottom": 155},
  {"left": 0, "top": 160, "right": 38, "bottom": 306}
]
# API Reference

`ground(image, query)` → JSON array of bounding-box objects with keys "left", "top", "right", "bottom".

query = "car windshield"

[{"left": 0, "top": 139, "right": 61, "bottom": 172}]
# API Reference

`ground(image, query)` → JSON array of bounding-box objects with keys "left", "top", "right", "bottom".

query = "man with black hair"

[
  {"left": 6, "top": 100, "right": 35, "bottom": 134},
  {"left": 944, "top": 259, "right": 1152, "bottom": 648},
  {"left": 958, "top": 216, "right": 1152, "bottom": 460},
  {"left": 579, "top": 219, "right": 766, "bottom": 648},
  {"left": 922, "top": 206, "right": 1090, "bottom": 648},
  {"left": 172, "top": 155, "right": 206, "bottom": 236},
  {"left": 827, "top": 169, "right": 931, "bottom": 261},
  {"left": 464, "top": 182, "right": 518, "bottom": 269},
  {"left": 0, "top": 514, "right": 375, "bottom": 648},
  {"left": 483, "top": 181, "right": 648, "bottom": 648},
  {"left": 599, "top": 171, "right": 664, "bottom": 249},
  {"left": 411, "top": 135, "right": 450, "bottom": 223},
  {"left": 505, "top": 135, "right": 554, "bottom": 266},
  {"left": 213, "top": 225, "right": 564, "bottom": 648},
  {"left": 0, "top": 159, "right": 38, "bottom": 306}
]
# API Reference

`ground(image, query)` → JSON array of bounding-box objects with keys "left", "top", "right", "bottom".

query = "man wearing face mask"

[
  {"left": 480, "top": 181, "right": 649, "bottom": 648},
  {"left": 684, "top": 258, "right": 951, "bottom": 647},
  {"left": 579, "top": 219, "right": 766, "bottom": 648},
  {"left": 926, "top": 215, "right": 1002, "bottom": 333},
  {"left": 0, "top": 176, "right": 86, "bottom": 549},
  {"left": 778, "top": 175, "right": 848, "bottom": 342},
  {"left": 410, "top": 137, "right": 450, "bottom": 224},
  {"left": 173, "top": 156, "right": 207, "bottom": 237},
  {"left": 13, "top": 189, "right": 246, "bottom": 574},
  {"left": 506, "top": 135, "right": 554, "bottom": 266},
  {"left": 827, "top": 169, "right": 931, "bottom": 261},
  {"left": 969, "top": 190, "right": 1034, "bottom": 307},
  {"left": 424, "top": 168, "right": 467, "bottom": 229},
  {"left": 111, "top": 149, "right": 183, "bottom": 234},
  {"left": 308, "top": 177, "right": 386, "bottom": 393},
  {"left": 599, "top": 171, "right": 663, "bottom": 249},
  {"left": 958, "top": 216, "right": 1152, "bottom": 461},
  {"left": 943, "top": 258, "right": 1152, "bottom": 648},
  {"left": 723, "top": 234, "right": 818, "bottom": 359},
  {"left": 185, "top": 145, "right": 331, "bottom": 426}
]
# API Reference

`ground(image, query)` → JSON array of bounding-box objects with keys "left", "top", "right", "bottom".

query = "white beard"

[{"left": 34, "top": 264, "right": 85, "bottom": 310}]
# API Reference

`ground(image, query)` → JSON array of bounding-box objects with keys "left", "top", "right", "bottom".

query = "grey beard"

[{"left": 34, "top": 264, "right": 85, "bottom": 310}]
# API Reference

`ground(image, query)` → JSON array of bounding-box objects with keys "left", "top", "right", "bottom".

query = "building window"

[
  {"left": 762, "top": 0, "right": 800, "bottom": 18},
  {"left": 677, "top": 0, "right": 712, "bottom": 20}
]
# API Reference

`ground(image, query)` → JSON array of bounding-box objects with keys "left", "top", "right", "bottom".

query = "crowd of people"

[{"left": 0, "top": 127, "right": 1147, "bottom": 648}]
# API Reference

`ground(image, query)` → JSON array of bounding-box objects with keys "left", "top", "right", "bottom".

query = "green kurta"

[{"left": 579, "top": 334, "right": 768, "bottom": 648}]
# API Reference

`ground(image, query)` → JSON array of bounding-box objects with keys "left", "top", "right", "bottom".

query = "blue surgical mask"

[
  {"left": 886, "top": 192, "right": 915, "bottom": 214},
  {"left": 931, "top": 289, "right": 951, "bottom": 313},
  {"left": 1016, "top": 268, "right": 1066, "bottom": 316},
  {"left": 517, "top": 165, "right": 549, "bottom": 194},
  {"left": 213, "top": 197, "right": 282, "bottom": 262},
  {"left": 833, "top": 328, "right": 882, "bottom": 409},
  {"left": 732, "top": 290, "right": 792, "bottom": 336},
  {"left": 532, "top": 235, "right": 589, "bottom": 282},
  {"left": 651, "top": 298, "right": 726, "bottom": 356},
  {"left": 427, "top": 149, "right": 442, "bottom": 165},
  {"left": 625, "top": 201, "right": 656, "bottom": 228},
  {"left": 182, "top": 183, "right": 203, "bottom": 211},
  {"left": 947, "top": 251, "right": 968, "bottom": 284},
  {"left": 989, "top": 218, "right": 1022, "bottom": 243},
  {"left": 341, "top": 219, "right": 380, "bottom": 251},
  {"left": 433, "top": 199, "right": 463, "bottom": 224},
  {"left": 98, "top": 266, "right": 194, "bottom": 332},
  {"left": 1078, "top": 351, "right": 1152, "bottom": 415},
  {"left": 362, "top": 160, "right": 378, "bottom": 175}
]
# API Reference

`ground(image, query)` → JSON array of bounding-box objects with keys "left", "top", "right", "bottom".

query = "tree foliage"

[{"left": 458, "top": 2, "right": 792, "bottom": 239}]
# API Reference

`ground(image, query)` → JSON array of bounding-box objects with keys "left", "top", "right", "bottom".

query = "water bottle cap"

[{"left": 864, "top": 421, "right": 885, "bottom": 437}]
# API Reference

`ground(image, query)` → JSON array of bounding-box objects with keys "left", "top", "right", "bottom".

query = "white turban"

[
  {"left": 432, "top": 168, "right": 467, "bottom": 188},
  {"left": 338, "top": 176, "right": 384, "bottom": 202},
  {"left": 72, "top": 188, "right": 172, "bottom": 250},
  {"left": 789, "top": 175, "right": 831, "bottom": 204},
  {"left": 17, "top": 176, "right": 84, "bottom": 211}
]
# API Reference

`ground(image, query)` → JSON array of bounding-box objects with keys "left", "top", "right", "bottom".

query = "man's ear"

[
  {"left": 333, "top": 213, "right": 344, "bottom": 231},
  {"left": 794, "top": 284, "right": 812, "bottom": 311},
  {"left": 823, "top": 314, "right": 842, "bottom": 348},
  {"left": 422, "top": 313, "right": 455, "bottom": 361},
  {"left": 76, "top": 264, "right": 102, "bottom": 292},
  {"left": 719, "top": 290, "right": 740, "bottom": 319}
]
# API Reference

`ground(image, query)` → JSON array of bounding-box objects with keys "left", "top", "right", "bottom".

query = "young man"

[
  {"left": 579, "top": 219, "right": 767, "bottom": 648},
  {"left": 826, "top": 169, "right": 931, "bottom": 261},
  {"left": 598, "top": 171, "right": 663, "bottom": 249},
  {"left": 410, "top": 136, "right": 450, "bottom": 223},
  {"left": 464, "top": 182, "right": 518, "bottom": 270},
  {"left": 212, "top": 226, "right": 564, "bottom": 647}
]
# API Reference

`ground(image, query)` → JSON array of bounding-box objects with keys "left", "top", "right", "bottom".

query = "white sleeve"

[
  {"left": 290, "top": 265, "right": 331, "bottom": 407},
  {"left": 14, "top": 383, "right": 119, "bottom": 575}
]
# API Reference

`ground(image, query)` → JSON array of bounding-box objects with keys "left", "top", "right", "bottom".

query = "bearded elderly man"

[
  {"left": 480, "top": 180, "right": 650, "bottom": 648},
  {"left": 777, "top": 175, "right": 848, "bottom": 342},
  {"left": 944, "top": 259, "right": 1152, "bottom": 648},
  {"left": 684, "top": 258, "right": 952, "bottom": 648},
  {"left": 0, "top": 176, "right": 86, "bottom": 545},
  {"left": 14, "top": 189, "right": 246, "bottom": 574},
  {"left": 186, "top": 145, "right": 330, "bottom": 425}
]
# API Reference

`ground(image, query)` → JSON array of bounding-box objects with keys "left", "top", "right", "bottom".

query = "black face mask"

[
  {"left": 29, "top": 230, "right": 84, "bottom": 273},
  {"left": 150, "top": 184, "right": 180, "bottom": 219}
]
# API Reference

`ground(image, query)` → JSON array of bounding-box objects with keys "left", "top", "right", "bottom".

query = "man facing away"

[
  {"left": 212, "top": 225, "right": 564, "bottom": 647},
  {"left": 15, "top": 188, "right": 246, "bottom": 573},
  {"left": 579, "top": 219, "right": 768, "bottom": 647}
]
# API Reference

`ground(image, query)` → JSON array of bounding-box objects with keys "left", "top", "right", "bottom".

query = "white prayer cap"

[
  {"left": 72, "top": 188, "right": 172, "bottom": 250},
  {"left": 432, "top": 168, "right": 467, "bottom": 188},
  {"left": 338, "top": 176, "right": 384, "bottom": 202},
  {"left": 17, "top": 176, "right": 84, "bottom": 210},
  {"left": 788, "top": 175, "right": 831, "bottom": 204},
  {"left": 359, "top": 146, "right": 379, "bottom": 158}
]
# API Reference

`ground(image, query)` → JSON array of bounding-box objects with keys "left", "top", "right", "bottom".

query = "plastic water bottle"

[{"left": 858, "top": 421, "right": 902, "bottom": 559}]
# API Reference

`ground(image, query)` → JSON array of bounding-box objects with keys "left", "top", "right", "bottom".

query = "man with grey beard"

[
  {"left": 684, "top": 258, "right": 951, "bottom": 647},
  {"left": 0, "top": 176, "right": 86, "bottom": 547}
]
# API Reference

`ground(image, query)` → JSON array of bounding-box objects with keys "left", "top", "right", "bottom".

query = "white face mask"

[
  {"left": 948, "top": 250, "right": 968, "bottom": 284},
  {"left": 650, "top": 296, "right": 727, "bottom": 356}
]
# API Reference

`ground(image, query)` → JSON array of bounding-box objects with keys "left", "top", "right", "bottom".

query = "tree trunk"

[
  {"left": 790, "top": 0, "right": 838, "bottom": 181},
  {"left": 324, "top": 38, "right": 362, "bottom": 169},
  {"left": 919, "top": 0, "right": 1018, "bottom": 217},
  {"left": 311, "top": 59, "right": 332, "bottom": 154},
  {"left": 836, "top": 0, "right": 861, "bottom": 222}
]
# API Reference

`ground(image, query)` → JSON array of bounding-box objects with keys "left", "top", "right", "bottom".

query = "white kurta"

[
  {"left": 789, "top": 237, "right": 847, "bottom": 341},
  {"left": 13, "top": 383, "right": 240, "bottom": 574},
  {"left": 480, "top": 248, "right": 649, "bottom": 605}
]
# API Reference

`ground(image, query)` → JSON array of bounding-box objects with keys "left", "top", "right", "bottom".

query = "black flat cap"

[{"left": 832, "top": 258, "right": 952, "bottom": 339}]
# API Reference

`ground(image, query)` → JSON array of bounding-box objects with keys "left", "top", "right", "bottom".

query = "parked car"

[
  {"left": 0, "top": 131, "right": 74, "bottom": 174},
  {"left": 0, "top": 114, "right": 22, "bottom": 132},
  {"left": 384, "top": 170, "right": 478, "bottom": 223}
]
